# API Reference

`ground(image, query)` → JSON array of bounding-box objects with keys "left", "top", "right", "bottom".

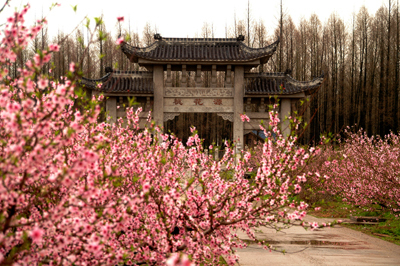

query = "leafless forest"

[{"left": 8, "top": 1, "right": 400, "bottom": 143}]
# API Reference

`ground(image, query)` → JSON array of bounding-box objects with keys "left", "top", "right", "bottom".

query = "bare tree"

[
  {"left": 142, "top": 22, "right": 154, "bottom": 47},
  {"left": 246, "top": 0, "right": 254, "bottom": 47}
]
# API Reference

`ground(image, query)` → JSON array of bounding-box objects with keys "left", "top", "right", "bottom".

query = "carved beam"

[
  {"left": 163, "top": 112, "right": 180, "bottom": 122},
  {"left": 217, "top": 113, "right": 234, "bottom": 122}
]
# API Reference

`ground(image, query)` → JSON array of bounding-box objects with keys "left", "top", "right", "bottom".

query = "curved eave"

[
  {"left": 245, "top": 72, "right": 325, "bottom": 96},
  {"left": 80, "top": 73, "right": 112, "bottom": 89},
  {"left": 121, "top": 38, "right": 279, "bottom": 64},
  {"left": 121, "top": 42, "right": 158, "bottom": 63},
  {"left": 240, "top": 38, "right": 279, "bottom": 64},
  {"left": 286, "top": 72, "right": 325, "bottom": 95}
]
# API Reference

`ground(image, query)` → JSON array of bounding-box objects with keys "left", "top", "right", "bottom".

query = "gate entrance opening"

[{"left": 164, "top": 113, "right": 233, "bottom": 148}]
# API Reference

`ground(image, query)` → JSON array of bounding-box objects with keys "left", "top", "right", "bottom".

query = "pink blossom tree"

[
  {"left": 0, "top": 4, "right": 330, "bottom": 266},
  {"left": 306, "top": 129, "right": 400, "bottom": 214}
]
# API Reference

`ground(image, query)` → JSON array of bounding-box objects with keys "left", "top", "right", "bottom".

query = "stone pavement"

[{"left": 234, "top": 215, "right": 400, "bottom": 266}]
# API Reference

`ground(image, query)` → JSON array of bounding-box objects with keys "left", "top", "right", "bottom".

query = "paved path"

[{"left": 235, "top": 215, "right": 400, "bottom": 266}]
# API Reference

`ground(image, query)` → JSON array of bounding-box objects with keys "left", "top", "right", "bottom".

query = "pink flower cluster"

[
  {"left": 116, "top": 37, "right": 124, "bottom": 45},
  {"left": 240, "top": 113, "right": 250, "bottom": 122}
]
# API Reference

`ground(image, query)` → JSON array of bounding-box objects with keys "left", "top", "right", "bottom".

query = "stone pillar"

[
  {"left": 195, "top": 65, "right": 202, "bottom": 87},
  {"left": 280, "top": 98, "right": 291, "bottom": 138},
  {"left": 233, "top": 66, "right": 244, "bottom": 145},
  {"left": 145, "top": 96, "right": 151, "bottom": 112},
  {"left": 106, "top": 97, "right": 117, "bottom": 124},
  {"left": 181, "top": 64, "right": 187, "bottom": 87},
  {"left": 153, "top": 65, "right": 164, "bottom": 128},
  {"left": 166, "top": 64, "right": 172, "bottom": 87},
  {"left": 214, "top": 147, "right": 219, "bottom": 161},
  {"left": 259, "top": 98, "right": 266, "bottom": 113},
  {"left": 225, "top": 65, "right": 232, "bottom": 88},
  {"left": 236, "top": 142, "right": 242, "bottom": 164},
  {"left": 245, "top": 97, "right": 252, "bottom": 112},
  {"left": 211, "top": 64, "right": 217, "bottom": 88}
]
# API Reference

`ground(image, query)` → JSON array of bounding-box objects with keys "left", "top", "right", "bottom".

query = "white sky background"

[{"left": 2, "top": 0, "right": 388, "bottom": 40}]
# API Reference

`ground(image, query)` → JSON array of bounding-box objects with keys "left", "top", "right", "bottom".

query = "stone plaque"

[
  {"left": 165, "top": 87, "right": 233, "bottom": 98},
  {"left": 164, "top": 98, "right": 234, "bottom": 107}
]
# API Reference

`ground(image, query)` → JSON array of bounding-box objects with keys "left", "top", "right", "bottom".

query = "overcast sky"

[{"left": 2, "top": 0, "right": 388, "bottom": 39}]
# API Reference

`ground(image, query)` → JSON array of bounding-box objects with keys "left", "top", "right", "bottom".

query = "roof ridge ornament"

[
  {"left": 236, "top": 35, "right": 245, "bottom": 42},
  {"left": 154, "top": 33, "right": 162, "bottom": 40}
]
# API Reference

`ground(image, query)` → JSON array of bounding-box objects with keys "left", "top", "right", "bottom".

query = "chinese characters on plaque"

[
  {"left": 194, "top": 99, "right": 203, "bottom": 105},
  {"left": 213, "top": 99, "right": 222, "bottom": 105},
  {"left": 172, "top": 98, "right": 223, "bottom": 106},
  {"left": 173, "top": 98, "right": 183, "bottom": 105}
]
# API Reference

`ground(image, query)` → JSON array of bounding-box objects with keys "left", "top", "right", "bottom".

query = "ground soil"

[{"left": 235, "top": 215, "right": 400, "bottom": 265}]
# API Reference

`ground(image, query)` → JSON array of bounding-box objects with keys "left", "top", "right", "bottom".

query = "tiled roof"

[
  {"left": 81, "top": 71, "right": 153, "bottom": 94},
  {"left": 121, "top": 35, "right": 279, "bottom": 64},
  {"left": 245, "top": 72, "right": 325, "bottom": 95}
]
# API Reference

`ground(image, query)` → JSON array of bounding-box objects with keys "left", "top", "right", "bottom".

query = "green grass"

[
  {"left": 308, "top": 199, "right": 400, "bottom": 246},
  {"left": 344, "top": 218, "right": 400, "bottom": 246},
  {"left": 307, "top": 198, "right": 355, "bottom": 218}
]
